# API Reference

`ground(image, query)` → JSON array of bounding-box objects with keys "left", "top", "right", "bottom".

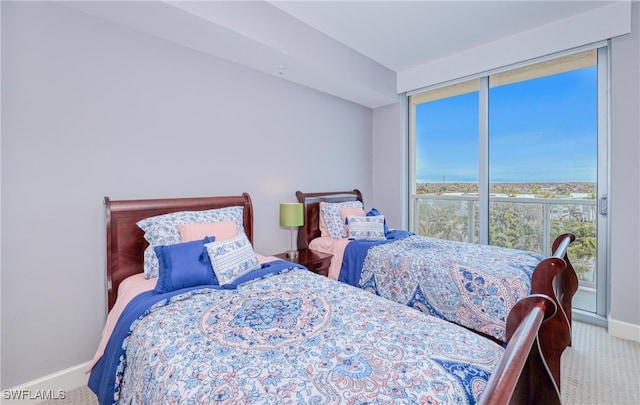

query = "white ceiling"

[
  {"left": 61, "top": 0, "right": 618, "bottom": 108},
  {"left": 270, "top": 1, "right": 613, "bottom": 72}
]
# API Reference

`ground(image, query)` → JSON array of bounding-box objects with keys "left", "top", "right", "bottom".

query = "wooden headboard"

[
  {"left": 104, "top": 193, "right": 253, "bottom": 311},
  {"left": 295, "top": 189, "right": 363, "bottom": 250}
]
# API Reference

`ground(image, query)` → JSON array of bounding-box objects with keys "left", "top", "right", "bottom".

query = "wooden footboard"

[
  {"left": 530, "top": 233, "right": 577, "bottom": 390},
  {"left": 480, "top": 294, "right": 561, "bottom": 405},
  {"left": 551, "top": 233, "right": 578, "bottom": 344}
]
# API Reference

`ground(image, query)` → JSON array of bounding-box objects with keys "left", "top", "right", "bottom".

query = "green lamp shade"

[{"left": 280, "top": 203, "right": 304, "bottom": 227}]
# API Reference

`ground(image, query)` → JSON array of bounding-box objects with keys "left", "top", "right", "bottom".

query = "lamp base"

[{"left": 286, "top": 250, "right": 299, "bottom": 259}]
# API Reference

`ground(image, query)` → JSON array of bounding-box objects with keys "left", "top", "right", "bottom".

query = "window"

[{"left": 409, "top": 46, "right": 608, "bottom": 320}]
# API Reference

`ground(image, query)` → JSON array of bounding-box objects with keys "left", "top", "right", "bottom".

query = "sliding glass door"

[
  {"left": 411, "top": 79, "right": 480, "bottom": 243},
  {"left": 409, "top": 46, "right": 608, "bottom": 319}
]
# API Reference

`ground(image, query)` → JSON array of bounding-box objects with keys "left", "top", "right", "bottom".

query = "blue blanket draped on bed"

[
  {"left": 89, "top": 260, "right": 298, "bottom": 405},
  {"left": 338, "top": 230, "right": 412, "bottom": 286}
]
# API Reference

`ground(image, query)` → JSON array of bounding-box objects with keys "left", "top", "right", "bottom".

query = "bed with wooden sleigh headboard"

[
  {"left": 296, "top": 188, "right": 578, "bottom": 390},
  {"left": 104, "top": 193, "right": 254, "bottom": 311},
  {"left": 89, "top": 193, "right": 563, "bottom": 405}
]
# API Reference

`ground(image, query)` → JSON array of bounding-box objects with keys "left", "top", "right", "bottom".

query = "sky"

[{"left": 415, "top": 67, "right": 598, "bottom": 183}]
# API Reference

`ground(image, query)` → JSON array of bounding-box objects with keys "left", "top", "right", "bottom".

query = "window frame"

[{"left": 406, "top": 42, "right": 609, "bottom": 324}]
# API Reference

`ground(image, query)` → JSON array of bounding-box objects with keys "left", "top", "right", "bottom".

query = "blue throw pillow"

[
  {"left": 367, "top": 208, "right": 390, "bottom": 235},
  {"left": 154, "top": 236, "right": 218, "bottom": 293}
]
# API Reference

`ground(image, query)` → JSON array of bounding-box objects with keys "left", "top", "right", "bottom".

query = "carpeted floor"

[
  {"left": 560, "top": 321, "right": 640, "bottom": 405},
  {"left": 37, "top": 321, "right": 639, "bottom": 405}
]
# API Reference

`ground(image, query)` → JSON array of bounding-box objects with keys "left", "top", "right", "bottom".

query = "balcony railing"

[
  {"left": 411, "top": 193, "right": 596, "bottom": 272},
  {"left": 411, "top": 193, "right": 598, "bottom": 312}
]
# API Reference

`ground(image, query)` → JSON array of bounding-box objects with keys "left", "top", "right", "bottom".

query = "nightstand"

[{"left": 273, "top": 248, "right": 333, "bottom": 277}]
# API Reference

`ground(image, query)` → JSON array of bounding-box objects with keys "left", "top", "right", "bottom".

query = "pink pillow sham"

[
  {"left": 339, "top": 206, "right": 366, "bottom": 224},
  {"left": 178, "top": 220, "right": 238, "bottom": 242}
]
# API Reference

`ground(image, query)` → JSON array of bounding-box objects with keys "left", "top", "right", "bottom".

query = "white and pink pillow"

[
  {"left": 320, "top": 200, "right": 364, "bottom": 239},
  {"left": 347, "top": 215, "right": 386, "bottom": 241},
  {"left": 205, "top": 234, "right": 261, "bottom": 285}
]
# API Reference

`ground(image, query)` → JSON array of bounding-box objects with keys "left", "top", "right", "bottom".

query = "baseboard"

[
  {"left": 1, "top": 362, "right": 90, "bottom": 405},
  {"left": 608, "top": 316, "right": 640, "bottom": 343}
]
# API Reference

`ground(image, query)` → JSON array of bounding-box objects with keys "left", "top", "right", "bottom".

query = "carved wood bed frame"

[
  {"left": 104, "top": 193, "right": 253, "bottom": 312},
  {"left": 295, "top": 188, "right": 578, "bottom": 390},
  {"left": 102, "top": 192, "right": 562, "bottom": 404}
]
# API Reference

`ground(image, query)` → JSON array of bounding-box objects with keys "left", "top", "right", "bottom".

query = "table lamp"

[{"left": 280, "top": 202, "right": 304, "bottom": 258}]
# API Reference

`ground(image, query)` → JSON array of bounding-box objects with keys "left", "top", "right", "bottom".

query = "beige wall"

[
  {"left": 609, "top": 1, "right": 640, "bottom": 328},
  {"left": 0, "top": 2, "right": 372, "bottom": 388}
]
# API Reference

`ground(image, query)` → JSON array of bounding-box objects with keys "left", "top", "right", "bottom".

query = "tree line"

[{"left": 415, "top": 200, "right": 596, "bottom": 284}]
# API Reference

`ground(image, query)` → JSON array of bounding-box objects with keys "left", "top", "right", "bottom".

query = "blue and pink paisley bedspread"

[
  {"left": 357, "top": 235, "right": 544, "bottom": 342},
  {"left": 113, "top": 267, "right": 504, "bottom": 404}
]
